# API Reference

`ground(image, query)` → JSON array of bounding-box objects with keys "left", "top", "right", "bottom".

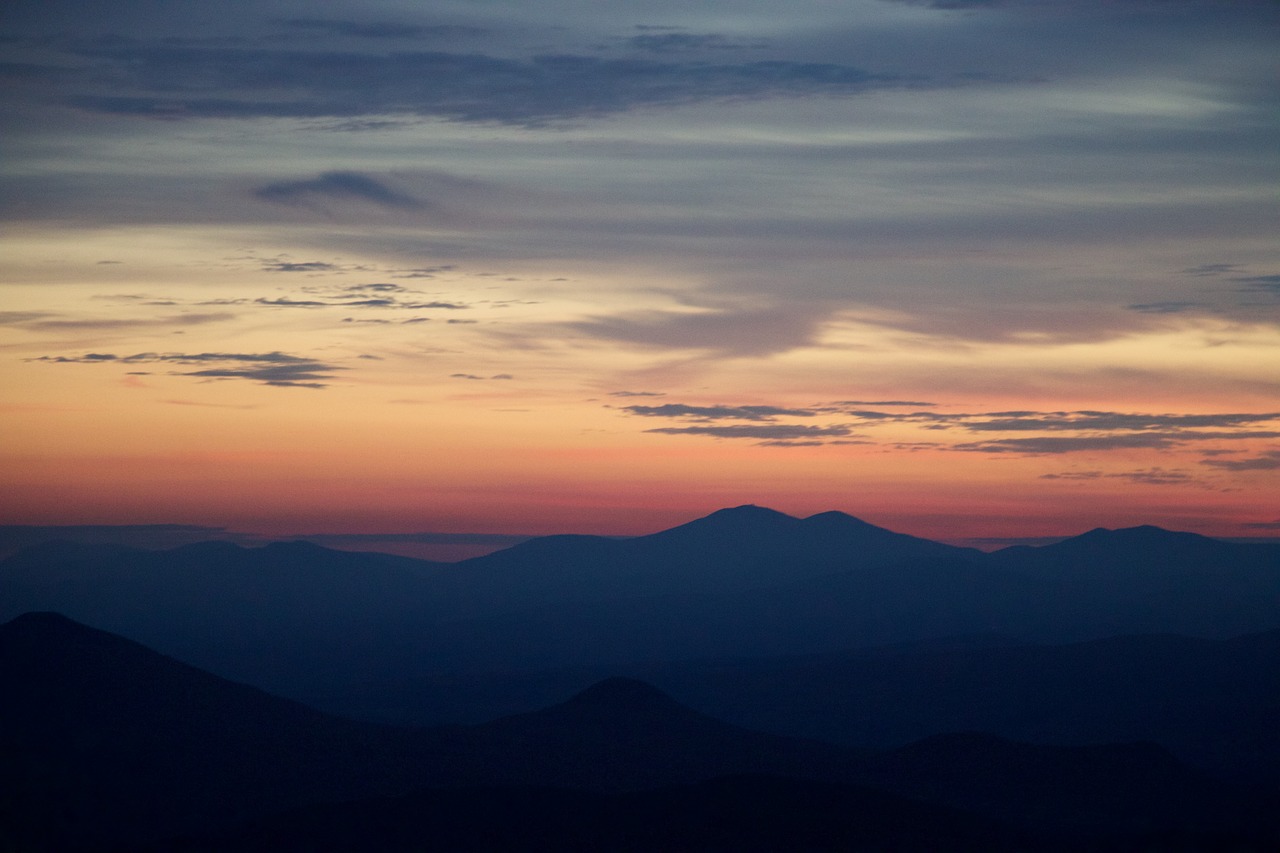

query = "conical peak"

[{"left": 566, "top": 677, "right": 677, "bottom": 708}]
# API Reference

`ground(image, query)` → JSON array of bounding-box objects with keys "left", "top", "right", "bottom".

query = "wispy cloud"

[
  {"left": 28, "top": 351, "right": 345, "bottom": 388},
  {"left": 1200, "top": 450, "right": 1280, "bottom": 471},
  {"left": 53, "top": 40, "right": 918, "bottom": 126},
  {"left": 271, "top": 19, "right": 488, "bottom": 42},
  {"left": 622, "top": 403, "right": 817, "bottom": 421},
  {"left": 645, "top": 424, "right": 854, "bottom": 440},
  {"left": 568, "top": 305, "right": 829, "bottom": 357},
  {"left": 1041, "top": 467, "right": 1196, "bottom": 486},
  {"left": 255, "top": 171, "right": 423, "bottom": 210}
]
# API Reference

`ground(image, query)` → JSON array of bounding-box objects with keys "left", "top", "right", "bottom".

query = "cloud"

[
  {"left": 621, "top": 33, "right": 769, "bottom": 54},
  {"left": 255, "top": 171, "right": 423, "bottom": 210},
  {"left": 1127, "top": 301, "right": 1207, "bottom": 314},
  {"left": 29, "top": 351, "right": 344, "bottom": 388},
  {"left": 955, "top": 431, "right": 1280, "bottom": 454},
  {"left": 956, "top": 411, "right": 1280, "bottom": 433},
  {"left": 1200, "top": 450, "right": 1280, "bottom": 471},
  {"left": 1041, "top": 467, "right": 1195, "bottom": 486},
  {"left": 261, "top": 261, "right": 341, "bottom": 273},
  {"left": 272, "top": 19, "right": 487, "bottom": 41},
  {"left": 955, "top": 434, "right": 1183, "bottom": 454},
  {"left": 1182, "top": 263, "right": 1244, "bottom": 277},
  {"left": 20, "top": 312, "right": 234, "bottom": 331},
  {"left": 609, "top": 391, "right": 665, "bottom": 398},
  {"left": 450, "top": 373, "right": 513, "bottom": 380},
  {"left": 836, "top": 400, "right": 938, "bottom": 407},
  {"left": 57, "top": 41, "right": 917, "bottom": 126},
  {"left": 1234, "top": 274, "right": 1280, "bottom": 295},
  {"left": 0, "top": 311, "right": 56, "bottom": 324},
  {"left": 622, "top": 403, "right": 818, "bottom": 421},
  {"left": 645, "top": 424, "right": 853, "bottom": 440},
  {"left": 568, "top": 305, "right": 829, "bottom": 357}
]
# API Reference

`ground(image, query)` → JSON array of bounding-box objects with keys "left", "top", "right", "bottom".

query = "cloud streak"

[
  {"left": 254, "top": 171, "right": 423, "bottom": 210},
  {"left": 28, "top": 351, "right": 345, "bottom": 388},
  {"left": 47, "top": 40, "right": 918, "bottom": 126}
]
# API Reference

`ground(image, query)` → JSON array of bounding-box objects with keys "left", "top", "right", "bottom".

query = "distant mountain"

[
  {"left": 3, "top": 507, "right": 1279, "bottom": 696},
  {"left": 5, "top": 613, "right": 1274, "bottom": 852},
  {"left": 428, "top": 504, "right": 980, "bottom": 619},
  {"left": 316, "top": 628, "right": 1280, "bottom": 783}
]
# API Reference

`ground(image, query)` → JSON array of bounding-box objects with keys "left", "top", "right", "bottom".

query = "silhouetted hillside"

[
  {"left": 0, "top": 612, "right": 438, "bottom": 850},
  {"left": 160, "top": 776, "right": 1037, "bottom": 853},
  {"left": 3, "top": 507, "right": 1278, "bottom": 700},
  {"left": 5, "top": 613, "right": 1276, "bottom": 852}
]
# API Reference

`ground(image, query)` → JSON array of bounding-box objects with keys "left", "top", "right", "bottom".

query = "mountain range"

[
  {"left": 4, "top": 612, "right": 1276, "bottom": 852},
  {"left": 4, "top": 506, "right": 1279, "bottom": 696},
  {"left": 4, "top": 506, "right": 1280, "bottom": 848}
]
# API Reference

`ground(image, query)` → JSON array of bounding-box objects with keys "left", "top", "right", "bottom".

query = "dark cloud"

[
  {"left": 836, "top": 399, "right": 938, "bottom": 407},
  {"left": 1182, "top": 263, "right": 1244, "bottom": 277},
  {"left": 254, "top": 294, "right": 466, "bottom": 310},
  {"left": 272, "top": 19, "right": 487, "bottom": 41},
  {"left": 1127, "top": 301, "right": 1207, "bottom": 314},
  {"left": 255, "top": 171, "right": 423, "bottom": 210},
  {"left": 1233, "top": 274, "right": 1280, "bottom": 295},
  {"left": 50, "top": 40, "right": 915, "bottom": 126},
  {"left": 29, "top": 351, "right": 344, "bottom": 388},
  {"left": 1241, "top": 521, "right": 1280, "bottom": 530},
  {"left": 0, "top": 311, "right": 55, "bottom": 324},
  {"left": 609, "top": 390, "right": 665, "bottom": 398},
  {"left": 834, "top": 409, "right": 1280, "bottom": 433},
  {"left": 622, "top": 33, "right": 769, "bottom": 54},
  {"left": 622, "top": 403, "right": 818, "bottom": 421},
  {"left": 955, "top": 434, "right": 1182, "bottom": 453},
  {"left": 450, "top": 373, "right": 512, "bottom": 380},
  {"left": 645, "top": 424, "right": 852, "bottom": 440},
  {"left": 261, "top": 261, "right": 340, "bottom": 273},
  {"left": 956, "top": 431, "right": 1280, "bottom": 454},
  {"left": 1042, "top": 467, "right": 1195, "bottom": 486},
  {"left": 1200, "top": 450, "right": 1280, "bottom": 471},
  {"left": 958, "top": 411, "right": 1280, "bottom": 433},
  {"left": 21, "top": 312, "right": 234, "bottom": 331}
]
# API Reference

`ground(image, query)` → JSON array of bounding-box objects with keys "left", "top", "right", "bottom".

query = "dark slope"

[
  {"left": 0, "top": 612, "right": 440, "bottom": 850},
  {"left": 6, "top": 613, "right": 1274, "bottom": 852},
  {"left": 0, "top": 540, "right": 451, "bottom": 691},
  {"left": 317, "top": 628, "right": 1280, "bottom": 783},
  {"left": 163, "top": 776, "right": 1038, "bottom": 853}
]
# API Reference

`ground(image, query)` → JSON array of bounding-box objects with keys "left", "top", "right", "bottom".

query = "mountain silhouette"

[
  {"left": 3, "top": 507, "right": 1278, "bottom": 698},
  {"left": 0, "top": 612, "right": 444, "bottom": 850},
  {"left": 6, "top": 612, "right": 1275, "bottom": 852}
]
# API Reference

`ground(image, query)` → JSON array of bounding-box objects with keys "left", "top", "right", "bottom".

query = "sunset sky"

[{"left": 2, "top": 0, "right": 1278, "bottom": 550}]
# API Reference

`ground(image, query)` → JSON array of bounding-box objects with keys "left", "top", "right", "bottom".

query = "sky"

[{"left": 2, "top": 0, "right": 1278, "bottom": 551}]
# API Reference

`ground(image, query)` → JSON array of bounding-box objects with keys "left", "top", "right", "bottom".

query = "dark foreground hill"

[
  {"left": 3, "top": 613, "right": 1277, "bottom": 852},
  {"left": 3, "top": 506, "right": 1278, "bottom": 697}
]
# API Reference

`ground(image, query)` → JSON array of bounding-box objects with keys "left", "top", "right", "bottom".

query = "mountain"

[
  {"left": 427, "top": 504, "right": 980, "bottom": 620},
  {"left": 0, "top": 540, "right": 452, "bottom": 691},
  {"left": 164, "top": 776, "right": 1037, "bottom": 853},
  {"left": 4, "top": 508, "right": 1278, "bottom": 697},
  {"left": 315, "top": 628, "right": 1280, "bottom": 783},
  {"left": 0, "top": 612, "right": 441, "bottom": 850},
  {"left": 6, "top": 613, "right": 1275, "bottom": 852}
]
